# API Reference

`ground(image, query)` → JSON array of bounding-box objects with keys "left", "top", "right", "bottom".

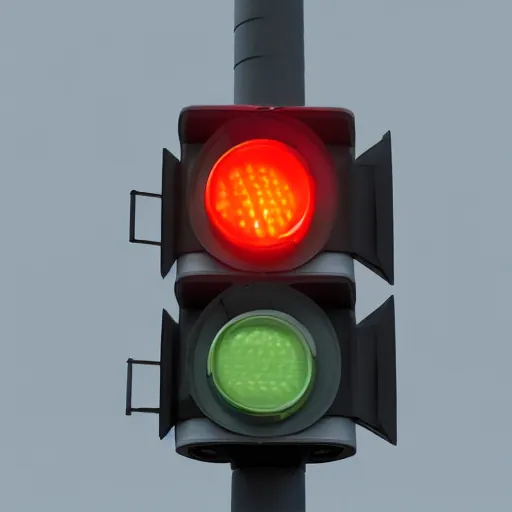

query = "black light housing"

[{"left": 126, "top": 104, "right": 397, "bottom": 465}]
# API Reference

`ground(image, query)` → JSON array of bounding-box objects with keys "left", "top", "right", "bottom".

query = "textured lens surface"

[
  {"left": 208, "top": 315, "right": 314, "bottom": 415},
  {"left": 205, "top": 139, "right": 314, "bottom": 251}
]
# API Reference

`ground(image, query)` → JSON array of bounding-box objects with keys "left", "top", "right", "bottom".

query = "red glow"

[{"left": 205, "top": 139, "right": 314, "bottom": 253}]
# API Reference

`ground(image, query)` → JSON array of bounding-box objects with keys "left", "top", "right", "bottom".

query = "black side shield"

[
  {"left": 351, "top": 132, "right": 394, "bottom": 284},
  {"left": 159, "top": 309, "right": 180, "bottom": 440},
  {"left": 160, "top": 149, "right": 181, "bottom": 279},
  {"left": 352, "top": 296, "right": 397, "bottom": 445}
]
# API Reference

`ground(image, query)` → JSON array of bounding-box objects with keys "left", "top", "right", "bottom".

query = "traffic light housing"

[{"left": 126, "top": 105, "right": 396, "bottom": 464}]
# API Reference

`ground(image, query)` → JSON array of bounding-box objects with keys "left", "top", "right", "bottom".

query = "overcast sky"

[{"left": 4, "top": 0, "right": 512, "bottom": 510}]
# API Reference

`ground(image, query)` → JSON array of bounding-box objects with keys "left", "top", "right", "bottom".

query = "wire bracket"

[
  {"left": 129, "top": 190, "right": 162, "bottom": 246},
  {"left": 125, "top": 358, "right": 160, "bottom": 415}
]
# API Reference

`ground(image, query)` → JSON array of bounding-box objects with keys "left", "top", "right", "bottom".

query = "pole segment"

[
  {"left": 234, "top": 0, "right": 305, "bottom": 106},
  {"left": 231, "top": 466, "right": 306, "bottom": 512},
  {"left": 231, "top": 1, "right": 307, "bottom": 510}
]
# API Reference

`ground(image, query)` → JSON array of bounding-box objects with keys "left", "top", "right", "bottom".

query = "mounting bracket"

[
  {"left": 129, "top": 190, "right": 162, "bottom": 246},
  {"left": 125, "top": 358, "right": 160, "bottom": 415}
]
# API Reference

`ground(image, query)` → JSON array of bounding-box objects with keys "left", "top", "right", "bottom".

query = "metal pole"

[
  {"left": 231, "top": 466, "right": 306, "bottom": 512},
  {"left": 234, "top": 0, "right": 305, "bottom": 106},
  {"left": 231, "top": 1, "right": 307, "bottom": 510}
]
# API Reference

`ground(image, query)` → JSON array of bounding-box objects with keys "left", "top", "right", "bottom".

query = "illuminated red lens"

[{"left": 205, "top": 139, "right": 314, "bottom": 252}]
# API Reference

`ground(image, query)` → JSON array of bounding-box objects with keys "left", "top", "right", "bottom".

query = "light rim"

[
  {"left": 207, "top": 310, "right": 316, "bottom": 416},
  {"left": 186, "top": 113, "right": 339, "bottom": 273},
  {"left": 188, "top": 284, "right": 342, "bottom": 438}
]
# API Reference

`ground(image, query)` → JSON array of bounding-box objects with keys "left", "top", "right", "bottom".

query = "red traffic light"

[
  {"left": 205, "top": 139, "right": 315, "bottom": 254},
  {"left": 183, "top": 108, "right": 341, "bottom": 272}
]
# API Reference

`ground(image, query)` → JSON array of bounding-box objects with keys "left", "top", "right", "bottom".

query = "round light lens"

[
  {"left": 207, "top": 312, "right": 315, "bottom": 416},
  {"left": 204, "top": 139, "right": 314, "bottom": 252}
]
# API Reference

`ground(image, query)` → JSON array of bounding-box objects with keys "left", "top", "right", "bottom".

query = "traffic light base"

[{"left": 173, "top": 416, "right": 357, "bottom": 465}]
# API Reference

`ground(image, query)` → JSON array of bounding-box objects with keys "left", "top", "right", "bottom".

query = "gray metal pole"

[
  {"left": 231, "top": 1, "right": 307, "bottom": 510},
  {"left": 231, "top": 466, "right": 306, "bottom": 512},
  {"left": 234, "top": 0, "right": 305, "bottom": 106}
]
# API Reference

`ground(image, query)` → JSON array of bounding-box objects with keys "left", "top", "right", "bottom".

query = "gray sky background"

[{"left": 4, "top": 0, "right": 512, "bottom": 510}]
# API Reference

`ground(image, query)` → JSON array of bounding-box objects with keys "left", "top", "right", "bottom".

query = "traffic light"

[{"left": 126, "top": 105, "right": 396, "bottom": 464}]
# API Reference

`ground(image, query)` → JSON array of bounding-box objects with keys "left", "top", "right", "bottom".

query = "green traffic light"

[{"left": 207, "top": 311, "right": 315, "bottom": 417}]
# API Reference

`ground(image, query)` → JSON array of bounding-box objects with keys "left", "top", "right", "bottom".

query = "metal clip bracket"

[
  {"left": 125, "top": 358, "right": 160, "bottom": 415},
  {"left": 129, "top": 190, "right": 162, "bottom": 246}
]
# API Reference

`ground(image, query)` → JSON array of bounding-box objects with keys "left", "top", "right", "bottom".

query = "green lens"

[{"left": 207, "top": 312, "right": 314, "bottom": 416}]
